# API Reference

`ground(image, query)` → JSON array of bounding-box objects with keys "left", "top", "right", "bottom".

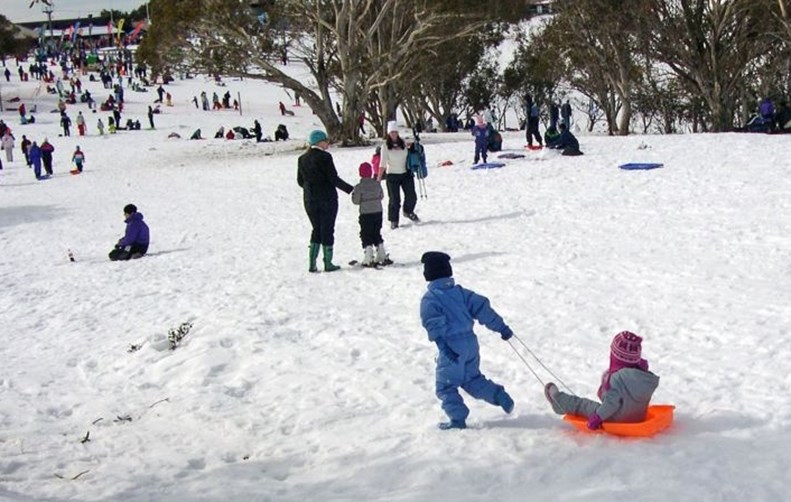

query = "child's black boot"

[{"left": 438, "top": 419, "right": 466, "bottom": 430}]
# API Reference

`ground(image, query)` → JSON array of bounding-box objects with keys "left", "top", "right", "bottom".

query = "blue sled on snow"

[
  {"left": 471, "top": 162, "right": 506, "bottom": 170},
  {"left": 619, "top": 162, "right": 664, "bottom": 171}
]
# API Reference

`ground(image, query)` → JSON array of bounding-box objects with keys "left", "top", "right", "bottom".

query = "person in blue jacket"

[
  {"left": 109, "top": 203, "right": 150, "bottom": 261},
  {"left": 548, "top": 123, "right": 583, "bottom": 156},
  {"left": 419, "top": 251, "right": 515, "bottom": 430},
  {"left": 28, "top": 141, "right": 43, "bottom": 179}
]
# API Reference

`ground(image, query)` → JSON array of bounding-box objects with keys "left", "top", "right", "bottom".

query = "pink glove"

[{"left": 586, "top": 413, "right": 603, "bottom": 430}]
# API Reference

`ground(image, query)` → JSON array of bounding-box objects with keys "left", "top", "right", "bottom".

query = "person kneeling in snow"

[
  {"left": 548, "top": 123, "right": 583, "bottom": 156},
  {"left": 109, "top": 204, "right": 150, "bottom": 261},
  {"left": 544, "top": 331, "right": 659, "bottom": 429},
  {"left": 420, "top": 252, "right": 515, "bottom": 430}
]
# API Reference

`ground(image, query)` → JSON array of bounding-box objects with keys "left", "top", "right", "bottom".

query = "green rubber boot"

[
  {"left": 322, "top": 245, "right": 341, "bottom": 272},
  {"left": 308, "top": 243, "right": 320, "bottom": 273}
]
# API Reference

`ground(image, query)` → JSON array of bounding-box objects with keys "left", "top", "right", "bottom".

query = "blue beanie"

[{"left": 308, "top": 130, "right": 328, "bottom": 146}]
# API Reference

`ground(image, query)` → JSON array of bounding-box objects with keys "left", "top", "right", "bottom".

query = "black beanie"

[
  {"left": 123, "top": 204, "right": 137, "bottom": 215},
  {"left": 421, "top": 251, "right": 452, "bottom": 281}
]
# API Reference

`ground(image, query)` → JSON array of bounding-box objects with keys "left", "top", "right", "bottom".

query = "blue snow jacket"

[
  {"left": 28, "top": 144, "right": 41, "bottom": 163},
  {"left": 421, "top": 277, "right": 514, "bottom": 422},
  {"left": 420, "top": 277, "right": 512, "bottom": 346}
]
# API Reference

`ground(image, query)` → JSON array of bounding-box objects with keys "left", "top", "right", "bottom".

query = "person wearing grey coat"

[
  {"left": 351, "top": 162, "right": 391, "bottom": 266},
  {"left": 546, "top": 367, "right": 659, "bottom": 422},
  {"left": 545, "top": 331, "right": 659, "bottom": 429}
]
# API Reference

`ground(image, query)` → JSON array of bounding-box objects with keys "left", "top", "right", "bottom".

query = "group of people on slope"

[
  {"left": 296, "top": 119, "right": 658, "bottom": 432},
  {"left": 0, "top": 125, "right": 66, "bottom": 180},
  {"left": 296, "top": 121, "right": 420, "bottom": 272},
  {"left": 524, "top": 95, "right": 583, "bottom": 156}
]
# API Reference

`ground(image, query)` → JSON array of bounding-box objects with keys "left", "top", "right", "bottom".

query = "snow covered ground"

[{"left": 2, "top": 56, "right": 791, "bottom": 502}]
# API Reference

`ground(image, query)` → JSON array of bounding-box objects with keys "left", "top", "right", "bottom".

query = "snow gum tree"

[{"left": 138, "top": 0, "right": 509, "bottom": 145}]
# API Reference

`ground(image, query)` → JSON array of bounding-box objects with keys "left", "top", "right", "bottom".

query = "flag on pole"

[
  {"left": 116, "top": 18, "right": 125, "bottom": 46},
  {"left": 129, "top": 20, "right": 145, "bottom": 43}
]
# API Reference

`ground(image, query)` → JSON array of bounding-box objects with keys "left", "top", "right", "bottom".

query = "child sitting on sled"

[
  {"left": 420, "top": 251, "right": 515, "bottom": 430},
  {"left": 544, "top": 331, "right": 659, "bottom": 429}
]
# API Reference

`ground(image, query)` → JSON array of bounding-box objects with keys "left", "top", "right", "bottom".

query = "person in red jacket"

[{"left": 72, "top": 146, "right": 85, "bottom": 172}]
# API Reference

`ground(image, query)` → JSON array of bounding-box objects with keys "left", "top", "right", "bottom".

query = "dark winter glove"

[
  {"left": 586, "top": 413, "right": 603, "bottom": 431},
  {"left": 436, "top": 339, "right": 459, "bottom": 364},
  {"left": 500, "top": 327, "right": 513, "bottom": 341}
]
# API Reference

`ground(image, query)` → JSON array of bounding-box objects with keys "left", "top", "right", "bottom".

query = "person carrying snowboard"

[{"left": 420, "top": 251, "right": 515, "bottom": 430}]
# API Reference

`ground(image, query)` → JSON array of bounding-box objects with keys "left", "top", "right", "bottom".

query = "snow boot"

[
  {"left": 544, "top": 382, "right": 564, "bottom": 415},
  {"left": 361, "top": 245, "right": 375, "bottom": 267},
  {"left": 375, "top": 243, "right": 393, "bottom": 266},
  {"left": 438, "top": 419, "right": 466, "bottom": 430},
  {"left": 322, "top": 245, "right": 341, "bottom": 272},
  {"left": 495, "top": 388, "right": 514, "bottom": 414},
  {"left": 308, "top": 242, "right": 320, "bottom": 273},
  {"left": 390, "top": 221, "right": 399, "bottom": 230},
  {"left": 404, "top": 211, "right": 420, "bottom": 222}
]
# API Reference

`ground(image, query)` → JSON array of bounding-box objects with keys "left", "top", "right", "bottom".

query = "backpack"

[{"left": 407, "top": 140, "right": 428, "bottom": 178}]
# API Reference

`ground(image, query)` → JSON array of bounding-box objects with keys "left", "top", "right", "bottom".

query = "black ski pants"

[
  {"left": 526, "top": 117, "right": 542, "bottom": 146},
  {"left": 305, "top": 197, "right": 339, "bottom": 246},
  {"left": 359, "top": 212, "right": 383, "bottom": 247},
  {"left": 386, "top": 172, "right": 417, "bottom": 224}
]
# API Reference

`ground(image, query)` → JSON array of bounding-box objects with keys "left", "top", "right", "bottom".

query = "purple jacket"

[
  {"left": 759, "top": 99, "right": 774, "bottom": 119},
  {"left": 119, "top": 212, "right": 150, "bottom": 248}
]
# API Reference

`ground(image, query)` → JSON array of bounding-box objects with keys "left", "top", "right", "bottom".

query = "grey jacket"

[
  {"left": 351, "top": 178, "right": 384, "bottom": 214},
  {"left": 597, "top": 368, "right": 659, "bottom": 422}
]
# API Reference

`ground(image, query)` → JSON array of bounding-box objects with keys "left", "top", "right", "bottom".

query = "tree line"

[{"left": 129, "top": 0, "right": 791, "bottom": 141}]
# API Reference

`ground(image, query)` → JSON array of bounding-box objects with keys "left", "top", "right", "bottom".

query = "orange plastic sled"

[{"left": 562, "top": 405, "right": 675, "bottom": 437}]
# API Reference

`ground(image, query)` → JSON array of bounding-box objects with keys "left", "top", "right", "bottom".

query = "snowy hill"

[{"left": 1, "top": 56, "right": 790, "bottom": 501}]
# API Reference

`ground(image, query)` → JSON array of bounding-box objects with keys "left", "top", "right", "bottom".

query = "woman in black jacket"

[{"left": 297, "top": 130, "right": 353, "bottom": 272}]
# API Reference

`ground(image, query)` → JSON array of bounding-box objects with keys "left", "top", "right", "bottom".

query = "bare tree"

[
  {"left": 139, "top": 0, "right": 498, "bottom": 144},
  {"left": 542, "top": 0, "right": 643, "bottom": 135},
  {"left": 637, "top": 0, "right": 774, "bottom": 131}
]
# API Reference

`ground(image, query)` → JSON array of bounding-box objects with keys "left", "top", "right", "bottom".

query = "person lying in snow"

[
  {"left": 544, "top": 331, "right": 659, "bottom": 429},
  {"left": 420, "top": 251, "right": 515, "bottom": 430}
]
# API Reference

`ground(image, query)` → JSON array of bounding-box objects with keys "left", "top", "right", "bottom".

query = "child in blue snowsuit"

[
  {"left": 420, "top": 251, "right": 515, "bottom": 430},
  {"left": 471, "top": 116, "right": 489, "bottom": 164}
]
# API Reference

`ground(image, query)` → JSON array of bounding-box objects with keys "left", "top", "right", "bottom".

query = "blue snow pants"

[{"left": 435, "top": 334, "right": 504, "bottom": 422}]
